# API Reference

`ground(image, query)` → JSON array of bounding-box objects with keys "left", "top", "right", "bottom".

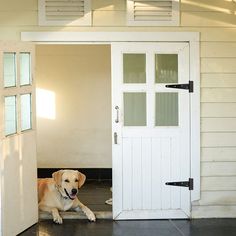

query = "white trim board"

[{"left": 21, "top": 31, "right": 200, "bottom": 203}]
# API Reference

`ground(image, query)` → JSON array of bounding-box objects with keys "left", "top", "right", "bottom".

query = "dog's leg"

[
  {"left": 73, "top": 199, "right": 96, "bottom": 222},
  {"left": 39, "top": 204, "right": 63, "bottom": 224}
]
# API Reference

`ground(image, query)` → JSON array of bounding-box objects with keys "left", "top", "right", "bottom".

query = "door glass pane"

[
  {"left": 5, "top": 96, "right": 17, "bottom": 135},
  {"left": 3, "top": 53, "right": 16, "bottom": 87},
  {"left": 21, "top": 94, "right": 32, "bottom": 131},
  {"left": 123, "top": 54, "right": 146, "bottom": 83},
  {"left": 124, "top": 92, "right": 146, "bottom": 126},
  {"left": 20, "top": 52, "right": 31, "bottom": 86},
  {"left": 155, "top": 54, "right": 178, "bottom": 83},
  {"left": 155, "top": 93, "right": 178, "bottom": 126}
]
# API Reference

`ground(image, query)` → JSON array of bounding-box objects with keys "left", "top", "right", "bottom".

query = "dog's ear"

[
  {"left": 77, "top": 171, "right": 86, "bottom": 188},
  {"left": 52, "top": 170, "right": 64, "bottom": 187}
]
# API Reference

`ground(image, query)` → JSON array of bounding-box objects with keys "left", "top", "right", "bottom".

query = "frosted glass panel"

[
  {"left": 124, "top": 93, "right": 146, "bottom": 126},
  {"left": 5, "top": 96, "right": 17, "bottom": 135},
  {"left": 4, "top": 53, "right": 16, "bottom": 87},
  {"left": 21, "top": 94, "right": 32, "bottom": 131},
  {"left": 20, "top": 53, "right": 31, "bottom": 86},
  {"left": 155, "top": 93, "right": 178, "bottom": 126},
  {"left": 123, "top": 54, "right": 146, "bottom": 83},
  {"left": 155, "top": 54, "right": 178, "bottom": 83}
]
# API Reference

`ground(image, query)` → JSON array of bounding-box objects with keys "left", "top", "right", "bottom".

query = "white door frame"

[{"left": 20, "top": 31, "right": 200, "bottom": 204}]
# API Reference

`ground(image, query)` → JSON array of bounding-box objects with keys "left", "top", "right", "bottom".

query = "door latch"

[{"left": 114, "top": 132, "right": 118, "bottom": 144}]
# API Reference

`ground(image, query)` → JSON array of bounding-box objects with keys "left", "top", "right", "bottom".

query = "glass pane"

[
  {"left": 123, "top": 54, "right": 146, "bottom": 83},
  {"left": 155, "top": 93, "right": 178, "bottom": 126},
  {"left": 4, "top": 53, "right": 16, "bottom": 87},
  {"left": 21, "top": 94, "right": 32, "bottom": 131},
  {"left": 155, "top": 54, "right": 178, "bottom": 83},
  {"left": 20, "top": 52, "right": 31, "bottom": 86},
  {"left": 5, "top": 96, "right": 17, "bottom": 135},
  {"left": 124, "top": 92, "right": 146, "bottom": 126}
]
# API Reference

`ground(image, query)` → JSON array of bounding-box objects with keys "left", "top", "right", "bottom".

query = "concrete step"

[{"left": 39, "top": 211, "right": 112, "bottom": 220}]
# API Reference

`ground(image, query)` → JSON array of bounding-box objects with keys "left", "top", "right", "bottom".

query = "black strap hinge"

[
  {"left": 165, "top": 81, "right": 193, "bottom": 93},
  {"left": 165, "top": 178, "right": 193, "bottom": 190}
]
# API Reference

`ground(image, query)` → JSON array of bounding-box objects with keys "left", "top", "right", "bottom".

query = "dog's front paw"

[
  {"left": 87, "top": 211, "right": 96, "bottom": 222},
  {"left": 53, "top": 215, "right": 63, "bottom": 224}
]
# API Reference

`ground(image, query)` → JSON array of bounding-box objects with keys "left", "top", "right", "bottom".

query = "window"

[
  {"left": 127, "top": 0, "right": 179, "bottom": 26},
  {"left": 2, "top": 50, "right": 33, "bottom": 136},
  {"left": 38, "top": 0, "right": 92, "bottom": 26},
  {"left": 4, "top": 96, "right": 17, "bottom": 136}
]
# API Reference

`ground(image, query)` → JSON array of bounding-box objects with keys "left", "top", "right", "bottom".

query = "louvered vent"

[
  {"left": 127, "top": 0, "right": 179, "bottom": 26},
  {"left": 38, "top": 0, "right": 91, "bottom": 26}
]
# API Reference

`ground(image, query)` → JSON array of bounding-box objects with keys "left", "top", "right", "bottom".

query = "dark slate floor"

[
  {"left": 19, "top": 219, "right": 236, "bottom": 236},
  {"left": 78, "top": 180, "right": 112, "bottom": 211}
]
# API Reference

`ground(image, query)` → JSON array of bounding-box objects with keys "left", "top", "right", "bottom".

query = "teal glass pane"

[
  {"left": 124, "top": 92, "right": 146, "bottom": 126},
  {"left": 20, "top": 53, "right": 31, "bottom": 86},
  {"left": 5, "top": 96, "right": 17, "bottom": 135},
  {"left": 155, "top": 93, "right": 178, "bottom": 126},
  {"left": 4, "top": 53, "right": 16, "bottom": 87},
  {"left": 155, "top": 54, "right": 178, "bottom": 83},
  {"left": 123, "top": 54, "right": 146, "bottom": 83},
  {"left": 21, "top": 94, "right": 32, "bottom": 131}
]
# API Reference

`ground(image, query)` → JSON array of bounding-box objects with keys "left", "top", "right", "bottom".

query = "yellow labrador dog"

[{"left": 38, "top": 169, "right": 96, "bottom": 224}]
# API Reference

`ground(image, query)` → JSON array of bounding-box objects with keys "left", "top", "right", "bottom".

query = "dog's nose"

[{"left": 71, "top": 188, "right": 77, "bottom": 195}]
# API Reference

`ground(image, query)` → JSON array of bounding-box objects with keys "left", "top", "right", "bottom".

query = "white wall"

[{"left": 36, "top": 45, "right": 112, "bottom": 168}]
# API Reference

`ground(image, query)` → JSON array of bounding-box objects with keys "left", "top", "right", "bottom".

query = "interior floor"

[
  {"left": 19, "top": 219, "right": 236, "bottom": 236},
  {"left": 78, "top": 180, "right": 112, "bottom": 212}
]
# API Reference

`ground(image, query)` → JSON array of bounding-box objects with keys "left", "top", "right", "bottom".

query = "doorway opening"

[{"left": 35, "top": 44, "right": 113, "bottom": 217}]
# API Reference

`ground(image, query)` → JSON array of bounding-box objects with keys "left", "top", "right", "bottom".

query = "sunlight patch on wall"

[{"left": 36, "top": 88, "right": 56, "bottom": 120}]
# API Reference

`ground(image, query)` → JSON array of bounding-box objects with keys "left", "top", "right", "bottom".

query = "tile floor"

[
  {"left": 20, "top": 180, "right": 236, "bottom": 235},
  {"left": 19, "top": 219, "right": 236, "bottom": 236}
]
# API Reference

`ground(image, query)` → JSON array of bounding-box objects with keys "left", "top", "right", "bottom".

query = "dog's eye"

[
  {"left": 75, "top": 179, "right": 78, "bottom": 182},
  {"left": 64, "top": 179, "right": 69, "bottom": 183}
]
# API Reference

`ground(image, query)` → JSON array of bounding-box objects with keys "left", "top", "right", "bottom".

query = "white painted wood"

[
  {"left": 202, "top": 147, "right": 236, "bottom": 162},
  {"left": 201, "top": 103, "right": 236, "bottom": 118},
  {"left": 127, "top": 0, "right": 180, "bottom": 26},
  {"left": 201, "top": 118, "right": 236, "bottom": 132},
  {"left": 202, "top": 133, "right": 236, "bottom": 147},
  {"left": 192, "top": 206, "right": 236, "bottom": 218},
  {"left": 202, "top": 162, "right": 236, "bottom": 177},
  {"left": 201, "top": 177, "right": 236, "bottom": 191},
  {"left": 195, "top": 191, "right": 236, "bottom": 206},
  {"left": 38, "top": 0, "right": 92, "bottom": 26},
  {"left": 0, "top": 42, "right": 38, "bottom": 236},
  {"left": 21, "top": 32, "right": 200, "bottom": 43},
  {"left": 201, "top": 74, "right": 236, "bottom": 88},
  {"left": 201, "top": 88, "right": 236, "bottom": 103},
  {"left": 112, "top": 42, "right": 192, "bottom": 219}
]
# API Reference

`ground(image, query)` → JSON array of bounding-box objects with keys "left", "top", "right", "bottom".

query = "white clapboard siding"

[
  {"left": 201, "top": 58, "right": 236, "bottom": 73},
  {"left": 201, "top": 177, "right": 236, "bottom": 191},
  {"left": 201, "top": 103, "right": 236, "bottom": 118},
  {"left": 194, "top": 191, "right": 236, "bottom": 206},
  {"left": 181, "top": 0, "right": 236, "bottom": 12},
  {"left": 202, "top": 133, "right": 236, "bottom": 147},
  {"left": 192, "top": 206, "right": 236, "bottom": 218},
  {"left": 38, "top": 0, "right": 91, "bottom": 26},
  {"left": 201, "top": 74, "right": 236, "bottom": 88},
  {"left": 202, "top": 162, "right": 236, "bottom": 177},
  {"left": 201, "top": 88, "right": 236, "bottom": 103},
  {"left": 127, "top": 0, "right": 179, "bottom": 26},
  {"left": 201, "top": 118, "right": 236, "bottom": 132},
  {"left": 202, "top": 147, "right": 236, "bottom": 162}
]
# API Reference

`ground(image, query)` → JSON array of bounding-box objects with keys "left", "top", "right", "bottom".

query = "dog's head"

[{"left": 52, "top": 169, "right": 86, "bottom": 200}]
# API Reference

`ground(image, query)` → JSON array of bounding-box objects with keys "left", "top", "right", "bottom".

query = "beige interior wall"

[
  {"left": 1, "top": 0, "right": 236, "bottom": 217},
  {"left": 35, "top": 45, "right": 111, "bottom": 168}
]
